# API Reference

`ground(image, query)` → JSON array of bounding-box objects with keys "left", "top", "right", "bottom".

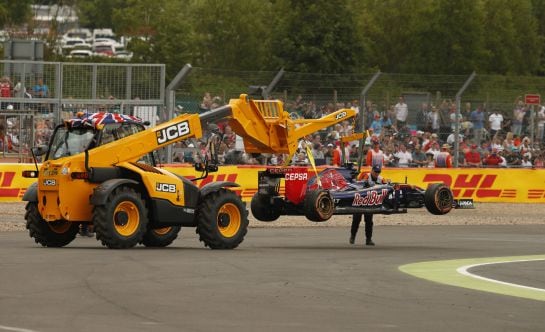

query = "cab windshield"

[{"left": 47, "top": 127, "right": 96, "bottom": 160}]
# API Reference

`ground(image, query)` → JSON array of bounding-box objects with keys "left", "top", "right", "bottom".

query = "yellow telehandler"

[{"left": 22, "top": 94, "right": 355, "bottom": 249}]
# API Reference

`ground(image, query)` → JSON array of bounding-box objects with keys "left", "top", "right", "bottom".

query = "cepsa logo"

[
  {"left": 285, "top": 172, "right": 308, "bottom": 181},
  {"left": 422, "top": 174, "right": 515, "bottom": 198}
]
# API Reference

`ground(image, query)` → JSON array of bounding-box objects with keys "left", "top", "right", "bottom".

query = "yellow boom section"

[
  {"left": 87, "top": 113, "right": 204, "bottom": 167},
  {"left": 228, "top": 95, "right": 356, "bottom": 156},
  {"left": 48, "top": 94, "right": 356, "bottom": 169}
]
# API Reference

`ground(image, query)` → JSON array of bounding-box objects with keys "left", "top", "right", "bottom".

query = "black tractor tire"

[
  {"left": 424, "top": 183, "right": 454, "bottom": 215},
  {"left": 93, "top": 186, "right": 148, "bottom": 249},
  {"left": 141, "top": 226, "right": 181, "bottom": 247},
  {"left": 25, "top": 202, "right": 79, "bottom": 247},
  {"left": 303, "top": 190, "right": 334, "bottom": 222},
  {"left": 250, "top": 193, "right": 281, "bottom": 222},
  {"left": 196, "top": 189, "right": 249, "bottom": 249}
]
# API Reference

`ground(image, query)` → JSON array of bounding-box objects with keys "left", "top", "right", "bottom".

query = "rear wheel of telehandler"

[
  {"left": 25, "top": 202, "right": 79, "bottom": 247},
  {"left": 93, "top": 186, "right": 148, "bottom": 249},
  {"left": 141, "top": 226, "right": 181, "bottom": 247},
  {"left": 196, "top": 189, "right": 248, "bottom": 249}
]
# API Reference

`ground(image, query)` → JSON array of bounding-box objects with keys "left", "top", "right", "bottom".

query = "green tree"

[
  {"left": 508, "top": 0, "right": 542, "bottom": 75},
  {"left": 482, "top": 0, "right": 541, "bottom": 75},
  {"left": 0, "top": 0, "right": 32, "bottom": 27},
  {"left": 532, "top": 0, "right": 545, "bottom": 74},
  {"left": 189, "top": 0, "right": 273, "bottom": 70},
  {"left": 111, "top": 0, "right": 196, "bottom": 79},
  {"left": 416, "top": 0, "right": 485, "bottom": 74},
  {"left": 271, "top": 0, "right": 364, "bottom": 73},
  {"left": 77, "top": 0, "right": 126, "bottom": 31},
  {"left": 355, "top": 0, "right": 435, "bottom": 73}
]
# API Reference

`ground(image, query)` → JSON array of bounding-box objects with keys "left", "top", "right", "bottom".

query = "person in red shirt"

[
  {"left": 464, "top": 144, "right": 482, "bottom": 167},
  {"left": 0, "top": 76, "right": 12, "bottom": 110},
  {"left": 366, "top": 138, "right": 384, "bottom": 168},
  {"left": 332, "top": 141, "right": 342, "bottom": 166},
  {"left": 0, "top": 76, "right": 12, "bottom": 98},
  {"left": 483, "top": 148, "right": 502, "bottom": 166}
]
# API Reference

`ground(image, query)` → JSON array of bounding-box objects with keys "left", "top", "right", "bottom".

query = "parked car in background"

[
  {"left": 113, "top": 45, "right": 133, "bottom": 60},
  {"left": 63, "top": 28, "right": 92, "bottom": 43},
  {"left": 61, "top": 37, "right": 86, "bottom": 50},
  {"left": 68, "top": 49, "right": 93, "bottom": 58},
  {"left": 93, "top": 42, "right": 115, "bottom": 57}
]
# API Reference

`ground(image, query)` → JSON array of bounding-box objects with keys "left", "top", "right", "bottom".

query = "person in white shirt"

[
  {"left": 488, "top": 109, "right": 504, "bottom": 138},
  {"left": 521, "top": 153, "right": 533, "bottom": 168},
  {"left": 394, "top": 144, "right": 412, "bottom": 167},
  {"left": 446, "top": 131, "right": 464, "bottom": 145},
  {"left": 395, "top": 96, "right": 408, "bottom": 127},
  {"left": 425, "top": 141, "right": 441, "bottom": 158}
]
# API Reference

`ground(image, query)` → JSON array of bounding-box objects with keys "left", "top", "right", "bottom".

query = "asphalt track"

[{"left": 1, "top": 225, "right": 544, "bottom": 332}]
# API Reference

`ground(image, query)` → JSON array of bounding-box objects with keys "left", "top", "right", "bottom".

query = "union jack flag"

[{"left": 66, "top": 112, "right": 142, "bottom": 129}]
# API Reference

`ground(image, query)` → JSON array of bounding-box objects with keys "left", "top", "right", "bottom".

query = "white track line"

[
  {"left": 457, "top": 258, "right": 545, "bottom": 293},
  {"left": 0, "top": 325, "right": 39, "bottom": 332}
]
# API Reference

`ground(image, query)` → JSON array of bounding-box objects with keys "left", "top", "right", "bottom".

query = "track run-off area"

[{"left": 0, "top": 202, "right": 544, "bottom": 331}]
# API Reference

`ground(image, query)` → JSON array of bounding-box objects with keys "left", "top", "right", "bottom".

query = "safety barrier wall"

[{"left": 3, "top": 164, "right": 545, "bottom": 203}]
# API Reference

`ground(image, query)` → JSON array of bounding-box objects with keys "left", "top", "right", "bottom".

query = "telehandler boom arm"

[{"left": 83, "top": 94, "right": 356, "bottom": 167}]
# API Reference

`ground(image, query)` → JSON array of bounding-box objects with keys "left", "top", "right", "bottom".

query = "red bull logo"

[{"left": 352, "top": 189, "right": 389, "bottom": 206}]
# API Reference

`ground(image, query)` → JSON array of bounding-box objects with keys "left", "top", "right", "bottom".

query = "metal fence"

[
  {"left": 0, "top": 60, "right": 165, "bottom": 160},
  {"left": 172, "top": 68, "right": 545, "bottom": 167},
  {"left": 2, "top": 60, "right": 545, "bottom": 168}
]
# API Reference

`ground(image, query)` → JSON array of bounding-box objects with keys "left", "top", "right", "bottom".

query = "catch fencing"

[
  {"left": 0, "top": 60, "right": 165, "bottom": 160},
  {"left": 172, "top": 68, "right": 545, "bottom": 167},
  {"left": 3, "top": 60, "right": 545, "bottom": 166}
]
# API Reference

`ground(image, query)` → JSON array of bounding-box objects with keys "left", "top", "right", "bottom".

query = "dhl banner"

[{"left": 3, "top": 164, "right": 545, "bottom": 203}]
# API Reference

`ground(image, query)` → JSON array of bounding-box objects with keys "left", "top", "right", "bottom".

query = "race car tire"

[
  {"left": 304, "top": 190, "right": 334, "bottom": 222},
  {"left": 141, "top": 226, "right": 181, "bottom": 247},
  {"left": 250, "top": 193, "right": 281, "bottom": 222},
  {"left": 424, "top": 183, "right": 453, "bottom": 215}
]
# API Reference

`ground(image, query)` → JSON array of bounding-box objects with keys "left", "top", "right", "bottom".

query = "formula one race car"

[{"left": 251, "top": 166, "right": 459, "bottom": 222}]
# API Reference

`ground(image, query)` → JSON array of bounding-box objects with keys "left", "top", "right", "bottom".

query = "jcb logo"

[
  {"left": 156, "top": 121, "right": 190, "bottom": 145},
  {"left": 422, "top": 174, "right": 515, "bottom": 198},
  {"left": 43, "top": 179, "right": 56, "bottom": 186},
  {"left": 156, "top": 183, "right": 176, "bottom": 193},
  {"left": 335, "top": 111, "right": 347, "bottom": 120}
]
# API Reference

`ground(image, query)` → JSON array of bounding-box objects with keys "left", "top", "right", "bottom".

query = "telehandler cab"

[{"left": 22, "top": 94, "right": 356, "bottom": 249}]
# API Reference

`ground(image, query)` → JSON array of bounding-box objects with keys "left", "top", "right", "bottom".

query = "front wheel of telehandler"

[
  {"left": 196, "top": 189, "right": 248, "bottom": 249},
  {"left": 25, "top": 202, "right": 79, "bottom": 247},
  {"left": 141, "top": 226, "right": 181, "bottom": 247},
  {"left": 93, "top": 186, "right": 148, "bottom": 249}
]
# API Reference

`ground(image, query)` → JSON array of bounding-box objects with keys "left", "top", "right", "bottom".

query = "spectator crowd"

[
  {"left": 172, "top": 92, "right": 545, "bottom": 169},
  {"left": 1, "top": 78, "right": 545, "bottom": 169}
]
